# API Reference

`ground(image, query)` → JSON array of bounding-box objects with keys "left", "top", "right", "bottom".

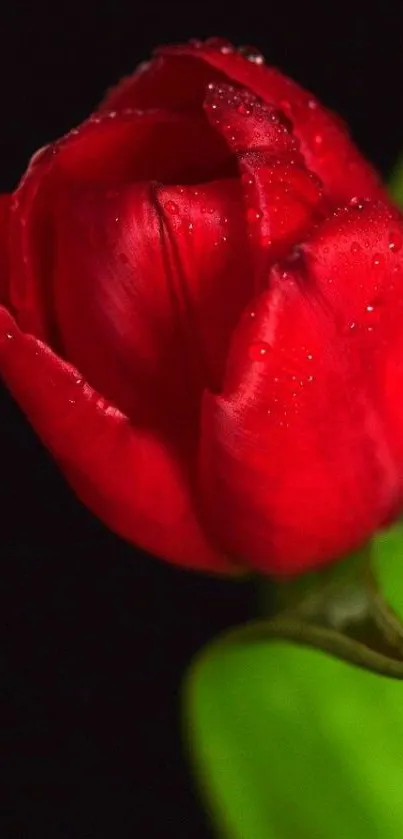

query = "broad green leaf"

[{"left": 185, "top": 525, "right": 403, "bottom": 839}]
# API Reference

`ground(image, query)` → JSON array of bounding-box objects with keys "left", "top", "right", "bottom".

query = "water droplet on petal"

[
  {"left": 237, "top": 101, "right": 253, "bottom": 116},
  {"left": 307, "top": 98, "right": 318, "bottom": 110},
  {"left": 313, "top": 133, "right": 323, "bottom": 147},
  {"left": 241, "top": 173, "right": 254, "bottom": 186},
  {"left": 247, "top": 208, "right": 263, "bottom": 223},
  {"left": 165, "top": 200, "right": 179, "bottom": 214},
  {"left": 248, "top": 341, "right": 270, "bottom": 361},
  {"left": 238, "top": 44, "right": 265, "bottom": 64},
  {"left": 389, "top": 231, "right": 403, "bottom": 252},
  {"left": 5, "top": 332, "right": 13, "bottom": 340},
  {"left": 372, "top": 253, "right": 383, "bottom": 268},
  {"left": 205, "top": 37, "right": 234, "bottom": 54},
  {"left": 349, "top": 196, "right": 365, "bottom": 210}
]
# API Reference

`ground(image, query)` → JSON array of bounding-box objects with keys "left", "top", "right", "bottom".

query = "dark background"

[{"left": 2, "top": 2, "right": 403, "bottom": 837}]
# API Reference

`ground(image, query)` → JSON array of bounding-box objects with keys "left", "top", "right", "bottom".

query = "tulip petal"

[
  {"left": 300, "top": 200, "right": 403, "bottom": 488},
  {"left": 203, "top": 82, "right": 324, "bottom": 276},
  {"left": 50, "top": 174, "right": 251, "bottom": 426},
  {"left": 0, "top": 194, "right": 10, "bottom": 304},
  {"left": 301, "top": 200, "right": 403, "bottom": 336},
  {"left": 8, "top": 106, "right": 234, "bottom": 340},
  {"left": 161, "top": 42, "right": 386, "bottom": 203},
  {"left": 0, "top": 306, "right": 232, "bottom": 572},
  {"left": 103, "top": 41, "right": 384, "bottom": 204},
  {"left": 199, "top": 268, "right": 398, "bottom": 576}
]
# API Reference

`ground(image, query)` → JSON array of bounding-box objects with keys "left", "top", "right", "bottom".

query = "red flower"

[{"left": 0, "top": 38, "right": 401, "bottom": 576}]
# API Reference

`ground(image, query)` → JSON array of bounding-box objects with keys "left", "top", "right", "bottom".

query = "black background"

[{"left": 2, "top": 2, "right": 403, "bottom": 837}]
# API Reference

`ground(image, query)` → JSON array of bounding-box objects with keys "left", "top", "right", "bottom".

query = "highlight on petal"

[
  {"left": 199, "top": 267, "right": 398, "bottom": 576},
  {"left": 0, "top": 306, "right": 233, "bottom": 573}
]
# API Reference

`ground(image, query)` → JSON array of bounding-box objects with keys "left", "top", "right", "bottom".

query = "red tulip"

[{"left": 0, "top": 38, "right": 401, "bottom": 576}]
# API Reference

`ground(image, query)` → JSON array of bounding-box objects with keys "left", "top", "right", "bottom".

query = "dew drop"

[
  {"left": 75, "top": 377, "right": 83, "bottom": 385},
  {"left": 348, "top": 321, "right": 357, "bottom": 330},
  {"left": 261, "top": 235, "right": 272, "bottom": 248},
  {"left": 248, "top": 341, "right": 270, "bottom": 361},
  {"left": 372, "top": 253, "right": 383, "bottom": 268},
  {"left": 237, "top": 101, "right": 253, "bottom": 116},
  {"left": 349, "top": 196, "right": 365, "bottom": 210},
  {"left": 165, "top": 200, "right": 179, "bottom": 214},
  {"left": 238, "top": 45, "right": 265, "bottom": 64},
  {"left": 389, "top": 231, "right": 403, "bottom": 253},
  {"left": 307, "top": 375, "right": 314, "bottom": 382},
  {"left": 366, "top": 303, "right": 375, "bottom": 313},
  {"left": 5, "top": 332, "right": 13, "bottom": 340},
  {"left": 241, "top": 173, "right": 254, "bottom": 186},
  {"left": 206, "top": 37, "right": 234, "bottom": 54},
  {"left": 313, "top": 133, "right": 323, "bottom": 147},
  {"left": 247, "top": 208, "right": 263, "bottom": 223},
  {"left": 307, "top": 353, "right": 313, "bottom": 361},
  {"left": 307, "top": 98, "right": 318, "bottom": 110}
]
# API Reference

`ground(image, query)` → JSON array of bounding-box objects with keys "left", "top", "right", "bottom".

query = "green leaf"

[{"left": 185, "top": 525, "right": 403, "bottom": 839}]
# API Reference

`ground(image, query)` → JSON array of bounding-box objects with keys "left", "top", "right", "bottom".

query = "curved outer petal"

[
  {"left": 100, "top": 39, "right": 385, "bottom": 204},
  {"left": 199, "top": 268, "right": 398, "bottom": 576},
  {"left": 0, "top": 195, "right": 10, "bottom": 303},
  {"left": 0, "top": 306, "right": 233, "bottom": 573},
  {"left": 300, "top": 200, "right": 403, "bottom": 490}
]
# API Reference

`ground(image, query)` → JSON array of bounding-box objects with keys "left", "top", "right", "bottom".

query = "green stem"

[{"left": 246, "top": 545, "right": 403, "bottom": 679}]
